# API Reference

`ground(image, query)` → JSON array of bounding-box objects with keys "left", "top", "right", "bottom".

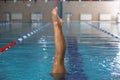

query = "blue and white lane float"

[
  {"left": 87, "top": 22, "right": 120, "bottom": 41},
  {"left": 0, "top": 23, "right": 50, "bottom": 54}
]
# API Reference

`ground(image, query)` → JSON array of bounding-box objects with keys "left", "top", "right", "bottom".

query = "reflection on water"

[
  {"left": 117, "top": 23, "right": 120, "bottom": 34},
  {"left": 65, "top": 23, "right": 87, "bottom": 80},
  {"left": 65, "top": 35, "right": 87, "bottom": 80},
  {"left": 0, "top": 22, "right": 11, "bottom": 34},
  {"left": 1, "top": 22, "right": 120, "bottom": 80}
]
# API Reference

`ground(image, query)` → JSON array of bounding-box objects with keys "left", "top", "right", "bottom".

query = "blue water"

[{"left": 0, "top": 22, "right": 120, "bottom": 80}]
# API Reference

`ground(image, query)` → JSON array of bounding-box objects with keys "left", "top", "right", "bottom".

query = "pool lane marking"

[
  {"left": 0, "top": 41, "right": 16, "bottom": 53},
  {"left": 86, "top": 22, "right": 120, "bottom": 41},
  {"left": 0, "top": 23, "right": 50, "bottom": 54}
]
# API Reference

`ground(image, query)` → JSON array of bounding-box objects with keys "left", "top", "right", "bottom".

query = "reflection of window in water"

[
  {"left": 99, "top": 22, "right": 111, "bottom": 29},
  {"left": 117, "top": 24, "right": 120, "bottom": 33}
]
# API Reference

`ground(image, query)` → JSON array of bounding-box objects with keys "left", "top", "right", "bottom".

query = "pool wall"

[{"left": 0, "top": 1, "right": 119, "bottom": 22}]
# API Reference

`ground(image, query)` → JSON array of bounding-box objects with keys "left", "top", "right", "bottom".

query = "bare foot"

[{"left": 52, "top": 7, "right": 63, "bottom": 26}]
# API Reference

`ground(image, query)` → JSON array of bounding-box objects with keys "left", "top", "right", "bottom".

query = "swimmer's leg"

[{"left": 51, "top": 7, "right": 66, "bottom": 78}]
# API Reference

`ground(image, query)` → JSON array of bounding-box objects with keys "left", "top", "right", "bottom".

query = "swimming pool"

[{"left": 0, "top": 22, "right": 120, "bottom": 80}]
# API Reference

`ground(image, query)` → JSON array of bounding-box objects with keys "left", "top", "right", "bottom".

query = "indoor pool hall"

[{"left": 0, "top": 0, "right": 120, "bottom": 80}]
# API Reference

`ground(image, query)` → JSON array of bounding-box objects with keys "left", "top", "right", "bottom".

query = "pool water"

[{"left": 0, "top": 22, "right": 120, "bottom": 80}]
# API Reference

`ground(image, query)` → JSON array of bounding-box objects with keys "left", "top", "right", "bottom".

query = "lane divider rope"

[
  {"left": 86, "top": 22, "right": 120, "bottom": 41},
  {"left": 0, "top": 23, "right": 50, "bottom": 54}
]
